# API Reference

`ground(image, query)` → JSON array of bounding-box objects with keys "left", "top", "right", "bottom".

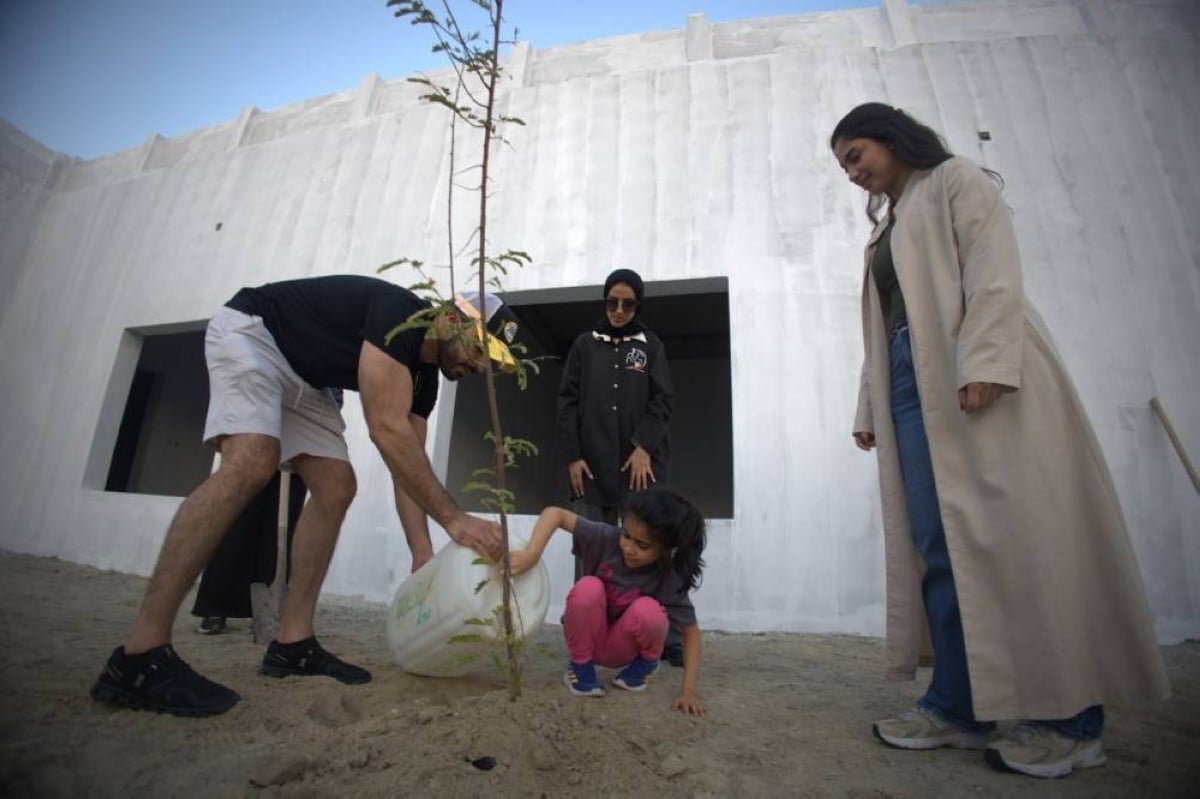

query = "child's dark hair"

[
  {"left": 626, "top": 488, "right": 706, "bottom": 591},
  {"left": 830, "top": 102, "right": 1002, "bottom": 224}
]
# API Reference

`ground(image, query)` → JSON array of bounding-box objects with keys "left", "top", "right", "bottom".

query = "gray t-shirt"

[{"left": 571, "top": 517, "right": 697, "bottom": 630}]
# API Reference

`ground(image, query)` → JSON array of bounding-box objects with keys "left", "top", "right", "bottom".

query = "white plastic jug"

[{"left": 386, "top": 538, "right": 550, "bottom": 677}]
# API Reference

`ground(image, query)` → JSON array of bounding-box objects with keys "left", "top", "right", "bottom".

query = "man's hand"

[
  {"left": 508, "top": 547, "right": 538, "bottom": 577},
  {"left": 958, "top": 382, "right": 1008, "bottom": 415},
  {"left": 853, "top": 431, "right": 876, "bottom": 451},
  {"left": 672, "top": 692, "right": 707, "bottom": 718},
  {"left": 445, "top": 513, "right": 502, "bottom": 560},
  {"left": 411, "top": 550, "right": 433, "bottom": 573},
  {"left": 621, "top": 446, "right": 656, "bottom": 491},
  {"left": 568, "top": 459, "right": 593, "bottom": 497}
]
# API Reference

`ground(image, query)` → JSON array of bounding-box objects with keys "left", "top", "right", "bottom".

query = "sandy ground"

[{"left": 1, "top": 552, "right": 1197, "bottom": 798}]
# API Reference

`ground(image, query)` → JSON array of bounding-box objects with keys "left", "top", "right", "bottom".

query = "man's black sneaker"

[
  {"left": 90, "top": 644, "right": 240, "bottom": 717},
  {"left": 260, "top": 637, "right": 371, "bottom": 685},
  {"left": 662, "top": 642, "right": 685, "bottom": 668}
]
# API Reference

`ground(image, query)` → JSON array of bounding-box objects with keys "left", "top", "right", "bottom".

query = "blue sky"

[{"left": 0, "top": 0, "right": 950, "bottom": 160}]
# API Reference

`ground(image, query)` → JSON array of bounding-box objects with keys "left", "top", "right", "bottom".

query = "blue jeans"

[{"left": 888, "top": 324, "right": 1102, "bottom": 739}]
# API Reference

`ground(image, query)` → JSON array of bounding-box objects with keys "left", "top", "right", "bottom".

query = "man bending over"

[{"left": 92, "top": 275, "right": 520, "bottom": 716}]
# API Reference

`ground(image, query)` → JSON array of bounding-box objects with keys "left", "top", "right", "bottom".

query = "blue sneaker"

[
  {"left": 613, "top": 657, "right": 660, "bottom": 692},
  {"left": 563, "top": 661, "right": 606, "bottom": 697}
]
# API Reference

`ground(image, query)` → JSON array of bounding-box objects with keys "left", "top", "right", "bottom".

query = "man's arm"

[
  {"left": 358, "top": 341, "right": 501, "bottom": 558},
  {"left": 396, "top": 413, "right": 434, "bottom": 571}
]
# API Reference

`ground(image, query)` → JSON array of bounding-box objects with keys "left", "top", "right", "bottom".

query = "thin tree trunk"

[{"left": 475, "top": 0, "right": 520, "bottom": 701}]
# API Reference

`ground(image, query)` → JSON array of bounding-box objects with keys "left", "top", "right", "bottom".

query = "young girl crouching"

[{"left": 509, "top": 488, "right": 707, "bottom": 717}]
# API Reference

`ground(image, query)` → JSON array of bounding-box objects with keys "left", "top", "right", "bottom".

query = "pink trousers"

[{"left": 563, "top": 576, "right": 668, "bottom": 667}]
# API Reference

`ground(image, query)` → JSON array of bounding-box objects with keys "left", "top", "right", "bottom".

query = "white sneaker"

[
  {"left": 873, "top": 704, "right": 992, "bottom": 750},
  {"left": 985, "top": 722, "right": 1107, "bottom": 778}
]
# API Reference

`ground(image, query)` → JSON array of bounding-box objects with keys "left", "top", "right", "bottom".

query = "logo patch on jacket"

[{"left": 625, "top": 348, "right": 648, "bottom": 372}]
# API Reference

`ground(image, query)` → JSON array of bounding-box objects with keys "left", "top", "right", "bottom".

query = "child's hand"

[
  {"left": 672, "top": 692, "right": 707, "bottom": 718},
  {"left": 508, "top": 547, "right": 537, "bottom": 576}
]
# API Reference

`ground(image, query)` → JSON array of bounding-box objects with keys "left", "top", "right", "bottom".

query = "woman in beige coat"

[{"left": 830, "top": 103, "right": 1169, "bottom": 779}]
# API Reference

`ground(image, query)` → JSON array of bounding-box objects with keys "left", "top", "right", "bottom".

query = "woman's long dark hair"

[
  {"left": 626, "top": 488, "right": 706, "bottom": 591},
  {"left": 830, "top": 102, "right": 1001, "bottom": 224}
]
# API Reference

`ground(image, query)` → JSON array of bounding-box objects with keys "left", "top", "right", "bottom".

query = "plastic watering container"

[{"left": 386, "top": 538, "right": 550, "bottom": 677}]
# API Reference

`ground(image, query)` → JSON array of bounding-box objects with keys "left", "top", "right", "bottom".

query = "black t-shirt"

[{"left": 225, "top": 275, "right": 439, "bottom": 417}]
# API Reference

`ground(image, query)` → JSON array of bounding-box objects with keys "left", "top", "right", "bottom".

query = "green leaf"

[
  {"left": 497, "top": 250, "right": 531, "bottom": 267},
  {"left": 447, "top": 633, "right": 486, "bottom": 645},
  {"left": 503, "top": 437, "right": 539, "bottom": 457},
  {"left": 382, "top": 306, "right": 441, "bottom": 346},
  {"left": 377, "top": 256, "right": 424, "bottom": 273},
  {"left": 462, "top": 616, "right": 492, "bottom": 626},
  {"left": 473, "top": 579, "right": 489, "bottom": 595}
]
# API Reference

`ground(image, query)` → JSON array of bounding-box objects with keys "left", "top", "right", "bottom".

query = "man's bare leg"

[
  {"left": 124, "top": 433, "right": 280, "bottom": 654},
  {"left": 275, "top": 454, "right": 356, "bottom": 644}
]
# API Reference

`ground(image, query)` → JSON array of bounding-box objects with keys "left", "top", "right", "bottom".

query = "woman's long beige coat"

[{"left": 854, "top": 156, "right": 1169, "bottom": 720}]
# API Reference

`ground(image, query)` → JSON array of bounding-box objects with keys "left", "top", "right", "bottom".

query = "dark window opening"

[
  {"left": 105, "top": 329, "right": 212, "bottom": 496},
  {"left": 106, "top": 368, "right": 157, "bottom": 491},
  {"left": 446, "top": 278, "right": 734, "bottom": 519}
]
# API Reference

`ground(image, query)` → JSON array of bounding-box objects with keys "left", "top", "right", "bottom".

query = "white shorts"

[{"left": 202, "top": 307, "right": 349, "bottom": 466}]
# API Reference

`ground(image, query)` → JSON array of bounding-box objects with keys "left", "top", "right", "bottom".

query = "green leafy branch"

[
  {"left": 387, "top": 0, "right": 525, "bottom": 145},
  {"left": 385, "top": 0, "right": 533, "bottom": 701},
  {"left": 461, "top": 431, "right": 538, "bottom": 514}
]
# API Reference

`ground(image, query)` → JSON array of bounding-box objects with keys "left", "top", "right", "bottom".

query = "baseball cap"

[{"left": 453, "top": 290, "right": 519, "bottom": 373}]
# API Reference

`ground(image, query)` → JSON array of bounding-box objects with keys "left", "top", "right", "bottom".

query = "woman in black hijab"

[
  {"left": 556, "top": 269, "right": 674, "bottom": 522},
  {"left": 556, "top": 269, "right": 681, "bottom": 664}
]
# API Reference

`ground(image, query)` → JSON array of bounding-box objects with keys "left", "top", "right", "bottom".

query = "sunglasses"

[{"left": 605, "top": 297, "right": 639, "bottom": 312}]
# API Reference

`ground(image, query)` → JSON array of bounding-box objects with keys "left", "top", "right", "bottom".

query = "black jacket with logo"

[{"left": 555, "top": 329, "right": 674, "bottom": 508}]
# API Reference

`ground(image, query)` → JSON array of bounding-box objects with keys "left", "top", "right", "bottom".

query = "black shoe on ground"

[
  {"left": 663, "top": 642, "right": 685, "bottom": 668},
  {"left": 91, "top": 644, "right": 240, "bottom": 717},
  {"left": 260, "top": 636, "right": 371, "bottom": 685},
  {"left": 196, "top": 616, "right": 227, "bottom": 635}
]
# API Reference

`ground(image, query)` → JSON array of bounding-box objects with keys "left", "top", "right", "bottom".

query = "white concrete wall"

[{"left": 1, "top": 0, "right": 1197, "bottom": 641}]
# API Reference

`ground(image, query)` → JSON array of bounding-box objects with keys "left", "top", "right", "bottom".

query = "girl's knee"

[
  {"left": 567, "top": 576, "right": 605, "bottom": 605},
  {"left": 628, "top": 597, "right": 669, "bottom": 634}
]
